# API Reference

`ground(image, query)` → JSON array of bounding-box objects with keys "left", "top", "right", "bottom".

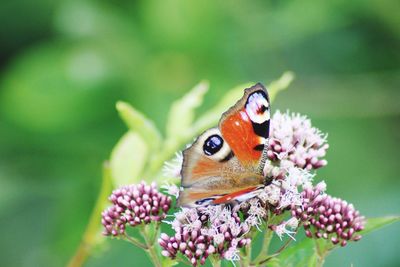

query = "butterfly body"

[{"left": 177, "top": 83, "right": 270, "bottom": 207}]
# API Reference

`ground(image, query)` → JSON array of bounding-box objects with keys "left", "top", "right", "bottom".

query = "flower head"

[
  {"left": 292, "top": 182, "right": 365, "bottom": 246},
  {"left": 159, "top": 206, "right": 250, "bottom": 266},
  {"left": 258, "top": 166, "right": 312, "bottom": 212},
  {"left": 101, "top": 182, "right": 171, "bottom": 236},
  {"left": 265, "top": 111, "right": 328, "bottom": 179}
]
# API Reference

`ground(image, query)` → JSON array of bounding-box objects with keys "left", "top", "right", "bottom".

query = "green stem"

[
  {"left": 316, "top": 256, "right": 325, "bottom": 267},
  {"left": 314, "top": 239, "right": 333, "bottom": 267},
  {"left": 67, "top": 163, "right": 112, "bottom": 267},
  {"left": 315, "top": 244, "right": 327, "bottom": 267},
  {"left": 123, "top": 233, "right": 147, "bottom": 249},
  {"left": 141, "top": 224, "right": 162, "bottom": 267},
  {"left": 254, "top": 236, "right": 295, "bottom": 266},
  {"left": 241, "top": 242, "right": 252, "bottom": 267},
  {"left": 252, "top": 227, "right": 273, "bottom": 264},
  {"left": 150, "top": 220, "right": 160, "bottom": 244},
  {"left": 209, "top": 255, "right": 221, "bottom": 267},
  {"left": 240, "top": 228, "right": 259, "bottom": 267},
  {"left": 251, "top": 213, "right": 287, "bottom": 265},
  {"left": 261, "top": 229, "right": 274, "bottom": 256}
]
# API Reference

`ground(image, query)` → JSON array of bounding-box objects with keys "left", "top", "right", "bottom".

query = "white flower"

[
  {"left": 243, "top": 198, "right": 266, "bottom": 231},
  {"left": 224, "top": 241, "right": 240, "bottom": 264},
  {"left": 286, "top": 166, "right": 315, "bottom": 188},
  {"left": 161, "top": 183, "right": 181, "bottom": 198},
  {"left": 266, "top": 166, "right": 315, "bottom": 210},
  {"left": 286, "top": 217, "right": 299, "bottom": 229},
  {"left": 247, "top": 198, "right": 266, "bottom": 218},
  {"left": 278, "top": 184, "right": 302, "bottom": 209},
  {"left": 244, "top": 216, "right": 262, "bottom": 232},
  {"left": 274, "top": 221, "right": 297, "bottom": 240},
  {"left": 315, "top": 181, "right": 327, "bottom": 192},
  {"left": 259, "top": 184, "right": 281, "bottom": 205},
  {"left": 213, "top": 233, "right": 225, "bottom": 244},
  {"left": 229, "top": 220, "right": 243, "bottom": 237},
  {"left": 166, "top": 207, "right": 203, "bottom": 231},
  {"left": 200, "top": 205, "right": 219, "bottom": 222},
  {"left": 162, "top": 152, "right": 183, "bottom": 178}
]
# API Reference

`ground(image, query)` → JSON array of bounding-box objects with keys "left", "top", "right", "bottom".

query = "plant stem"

[
  {"left": 254, "top": 236, "right": 295, "bottom": 266},
  {"left": 67, "top": 163, "right": 112, "bottom": 267},
  {"left": 240, "top": 228, "right": 259, "bottom": 267},
  {"left": 209, "top": 255, "right": 221, "bottom": 267},
  {"left": 145, "top": 245, "right": 162, "bottom": 267},
  {"left": 261, "top": 229, "right": 274, "bottom": 256},
  {"left": 314, "top": 238, "right": 334, "bottom": 267},
  {"left": 124, "top": 234, "right": 147, "bottom": 249},
  {"left": 141, "top": 224, "right": 162, "bottom": 267},
  {"left": 316, "top": 256, "right": 325, "bottom": 267},
  {"left": 241, "top": 243, "right": 252, "bottom": 267},
  {"left": 252, "top": 228, "right": 273, "bottom": 264}
]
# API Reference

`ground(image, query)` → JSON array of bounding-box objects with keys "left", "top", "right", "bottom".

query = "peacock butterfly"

[{"left": 177, "top": 83, "right": 270, "bottom": 207}]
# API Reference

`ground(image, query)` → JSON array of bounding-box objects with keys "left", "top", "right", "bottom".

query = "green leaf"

[
  {"left": 161, "top": 256, "right": 179, "bottom": 267},
  {"left": 360, "top": 216, "right": 400, "bottom": 236},
  {"left": 165, "top": 81, "right": 209, "bottom": 140},
  {"left": 268, "top": 71, "right": 295, "bottom": 102},
  {"left": 109, "top": 131, "right": 148, "bottom": 187},
  {"left": 268, "top": 238, "right": 317, "bottom": 267},
  {"left": 269, "top": 216, "right": 400, "bottom": 267},
  {"left": 116, "top": 101, "right": 162, "bottom": 151}
]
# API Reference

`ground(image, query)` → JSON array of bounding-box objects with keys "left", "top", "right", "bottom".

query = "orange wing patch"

[
  {"left": 191, "top": 157, "right": 221, "bottom": 179},
  {"left": 220, "top": 109, "right": 262, "bottom": 166}
]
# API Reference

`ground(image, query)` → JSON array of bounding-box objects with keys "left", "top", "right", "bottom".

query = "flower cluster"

[
  {"left": 156, "top": 110, "right": 366, "bottom": 265},
  {"left": 292, "top": 182, "right": 365, "bottom": 246},
  {"left": 101, "top": 182, "right": 171, "bottom": 236},
  {"left": 159, "top": 206, "right": 251, "bottom": 266},
  {"left": 265, "top": 111, "right": 328, "bottom": 179},
  {"left": 101, "top": 105, "right": 366, "bottom": 267},
  {"left": 258, "top": 166, "right": 314, "bottom": 212}
]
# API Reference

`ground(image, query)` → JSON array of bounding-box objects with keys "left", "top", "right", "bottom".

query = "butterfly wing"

[
  {"left": 177, "top": 83, "right": 270, "bottom": 207},
  {"left": 177, "top": 128, "right": 264, "bottom": 207},
  {"left": 219, "top": 83, "right": 270, "bottom": 171}
]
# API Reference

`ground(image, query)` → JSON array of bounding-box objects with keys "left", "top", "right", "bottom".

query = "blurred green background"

[{"left": 0, "top": 0, "right": 399, "bottom": 266}]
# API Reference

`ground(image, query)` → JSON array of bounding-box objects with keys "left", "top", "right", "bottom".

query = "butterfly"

[{"left": 177, "top": 83, "right": 271, "bottom": 207}]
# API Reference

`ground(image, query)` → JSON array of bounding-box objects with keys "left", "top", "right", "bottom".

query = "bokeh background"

[{"left": 0, "top": 0, "right": 399, "bottom": 266}]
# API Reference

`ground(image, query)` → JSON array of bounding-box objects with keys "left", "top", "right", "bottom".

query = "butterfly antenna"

[{"left": 257, "top": 138, "right": 270, "bottom": 175}]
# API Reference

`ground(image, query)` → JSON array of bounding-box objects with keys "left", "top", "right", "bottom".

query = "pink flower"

[
  {"left": 101, "top": 182, "right": 171, "bottom": 236},
  {"left": 159, "top": 206, "right": 250, "bottom": 266},
  {"left": 292, "top": 182, "right": 365, "bottom": 246},
  {"left": 265, "top": 111, "right": 328, "bottom": 179}
]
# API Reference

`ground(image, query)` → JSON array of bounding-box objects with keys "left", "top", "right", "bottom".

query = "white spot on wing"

[
  {"left": 240, "top": 111, "right": 249, "bottom": 121},
  {"left": 246, "top": 92, "right": 270, "bottom": 124}
]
